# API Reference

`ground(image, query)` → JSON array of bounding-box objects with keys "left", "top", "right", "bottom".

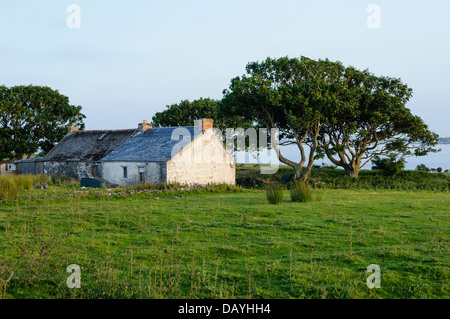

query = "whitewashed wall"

[
  {"left": 102, "top": 161, "right": 167, "bottom": 186},
  {"left": 167, "top": 130, "right": 235, "bottom": 185}
]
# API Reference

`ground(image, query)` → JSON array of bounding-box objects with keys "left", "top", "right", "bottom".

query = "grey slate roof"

[
  {"left": 44, "top": 129, "right": 137, "bottom": 162},
  {"left": 100, "top": 126, "right": 200, "bottom": 162}
]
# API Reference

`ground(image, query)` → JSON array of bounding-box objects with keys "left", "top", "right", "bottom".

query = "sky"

[{"left": 1, "top": 0, "right": 449, "bottom": 137}]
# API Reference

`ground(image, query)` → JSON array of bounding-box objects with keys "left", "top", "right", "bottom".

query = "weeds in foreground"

[
  {"left": 265, "top": 182, "right": 283, "bottom": 205},
  {"left": 290, "top": 180, "right": 312, "bottom": 203}
]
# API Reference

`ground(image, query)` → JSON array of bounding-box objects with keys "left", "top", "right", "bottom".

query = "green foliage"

[
  {"left": 123, "top": 182, "right": 241, "bottom": 194},
  {"left": 220, "top": 56, "right": 439, "bottom": 179},
  {"left": 265, "top": 182, "right": 284, "bottom": 204},
  {"left": 151, "top": 97, "right": 249, "bottom": 134},
  {"left": 0, "top": 175, "right": 51, "bottom": 200},
  {"left": 289, "top": 180, "right": 312, "bottom": 202},
  {"left": 152, "top": 98, "right": 219, "bottom": 126},
  {"left": 0, "top": 85, "right": 85, "bottom": 160},
  {"left": 372, "top": 154, "right": 405, "bottom": 178},
  {"left": 221, "top": 56, "right": 344, "bottom": 180},
  {"left": 0, "top": 174, "right": 73, "bottom": 201},
  {"left": 237, "top": 164, "right": 449, "bottom": 191},
  {"left": 416, "top": 164, "right": 431, "bottom": 172},
  {"left": 13, "top": 175, "right": 34, "bottom": 190},
  {"left": 49, "top": 175, "right": 77, "bottom": 187},
  {"left": 0, "top": 177, "right": 18, "bottom": 200}
]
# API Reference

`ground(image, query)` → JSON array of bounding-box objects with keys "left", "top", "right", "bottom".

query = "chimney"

[
  {"left": 195, "top": 118, "right": 214, "bottom": 132},
  {"left": 138, "top": 120, "right": 153, "bottom": 132},
  {"left": 68, "top": 126, "right": 79, "bottom": 133}
]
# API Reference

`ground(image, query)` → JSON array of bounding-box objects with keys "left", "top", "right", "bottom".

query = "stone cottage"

[
  {"left": 15, "top": 119, "right": 235, "bottom": 186},
  {"left": 41, "top": 126, "right": 139, "bottom": 180},
  {"left": 100, "top": 119, "right": 235, "bottom": 185}
]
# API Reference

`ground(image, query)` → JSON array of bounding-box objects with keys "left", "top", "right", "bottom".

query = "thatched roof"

[{"left": 44, "top": 129, "right": 137, "bottom": 162}]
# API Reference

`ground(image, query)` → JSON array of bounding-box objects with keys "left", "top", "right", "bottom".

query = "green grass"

[{"left": 0, "top": 185, "right": 448, "bottom": 299}]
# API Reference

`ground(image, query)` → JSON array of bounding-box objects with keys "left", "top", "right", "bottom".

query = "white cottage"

[{"left": 100, "top": 119, "right": 235, "bottom": 186}]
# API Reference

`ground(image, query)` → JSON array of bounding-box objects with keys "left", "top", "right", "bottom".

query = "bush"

[
  {"left": 265, "top": 182, "right": 284, "bottom": 205},
  {"left": 49, "top": 175, "right": 78, "bottom": 187},
  {"left": 0, "top": 176, "right": 18, "bottom": 200},
  {"left": 372, "top": 155, "right": 405, "bottom": 178},
  {"left": 290, "top": 180, "right": 312, "bottom": 202},
  {"left": 416, "top": 164, "right": 430, "bottom": 172},
  {"left": 34, "top": 174, "right": 51, "bottom": 185},
  {"left": 14, "top": 175, "right": 34, "bottom": 190}
]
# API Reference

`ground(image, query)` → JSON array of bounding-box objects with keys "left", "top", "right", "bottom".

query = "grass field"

[{"left": 0, "top": 175, "right": 448, "bottom": 299}]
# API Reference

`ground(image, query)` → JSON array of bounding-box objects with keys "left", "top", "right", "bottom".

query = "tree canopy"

[
  {"left": 0, "top": 85, "right": 85, "bottom": 161},
  {"left": 220, "top": 56, "right": 439, "bottom": 178},
  {"left": 152, "top": 97, "right": 250, "bottom": 134},
  {"left": 152, "top": 98, "right": 218, "bottom": 126},
  {"left": 221, "top": 57, "right": 348, "bottom": 180},
  {"left": 317, "top": 67, "right": 439, "bottom": 177}
]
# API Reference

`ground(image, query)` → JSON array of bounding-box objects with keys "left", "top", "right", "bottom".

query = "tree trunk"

[
  {"left": 344, "top": 165, "right": 360, "bottom": 178},
  {"left": 293, "top": 164, "right": 303, "bottom": 180}
]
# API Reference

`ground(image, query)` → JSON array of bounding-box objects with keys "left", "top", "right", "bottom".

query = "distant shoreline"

[{"left": 438, "top": 137, "right": 450, "bottom": 144}]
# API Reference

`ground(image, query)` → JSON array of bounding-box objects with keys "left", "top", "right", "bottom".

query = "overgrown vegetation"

[
  {"left": 237, "top": 164, "right": 449, "bottom": 191},
  {"left": 371, "top": 155, "right": 406, "bottom": 178},
  {"left": 0, "top": 175, "right": 52, "bottom": 200},
  {"left": 289, "top": 180, "right": 312, "bottom": 203},
  {"left": 265, "top": 182, "right": 284, "bottom": 205}
]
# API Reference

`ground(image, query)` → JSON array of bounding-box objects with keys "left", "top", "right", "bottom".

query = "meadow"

[{"left": 0, "top": 168, "right": 448, "bottom": 299}]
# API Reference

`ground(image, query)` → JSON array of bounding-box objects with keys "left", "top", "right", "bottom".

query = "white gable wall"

[{"left": 167, "top": 130, "right": 235, "bottom": 185}]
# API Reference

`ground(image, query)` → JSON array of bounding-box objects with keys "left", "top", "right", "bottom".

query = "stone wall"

[
  {"left": 101, "top": 161, "right": 167, "bottom": 186},
  {"left": 44, "top": 161, "right": 97, "bottom": 179}
]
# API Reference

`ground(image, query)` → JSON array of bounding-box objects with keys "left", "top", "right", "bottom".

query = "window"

[
  {"left": 122, "top": 166, "right": 127, "bottom": 179},
  {"left": 138, "top": 167, "right": 145, "bottom": 183}
]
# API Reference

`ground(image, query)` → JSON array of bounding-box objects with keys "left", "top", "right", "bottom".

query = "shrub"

[
  {"left": 372, "top": 155, "right": 405, "bottom": 178},
  {"left": 0, "top": 175, "right": 52, "bottom": 201},
  {"left": 49, "top": 175, "right": 78, "bottom": 187},
  {"left": 0, "top": 177, "right": 18, "bottom": 200},
  {"left": 33, "top": 174, "right": 51, "bottom": 185},
  {"left": 14, "top": 175, "right": 34, "bottom": 190},
  {"left": 290, "top": 180, "right": 312, "bottom": 202},
  {"left": 265, "top": 182, "right": 284, "bottom": 205},
  {"left": 416, "top": 164, "right": 430, "bottom": 172}
]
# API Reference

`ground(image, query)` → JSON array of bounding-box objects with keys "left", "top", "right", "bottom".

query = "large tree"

[
  {"left": 152, "top": 97, "right": 250, "bottom": 134},
  {"left": 220, "top": 56, "right": 346, "bottom": 181},
  {"left": 0, "top": 85, "right": 85, "bottom": 160},
  {"left": 152, "top": 98, "right": 222, "bottom": 128},
  {"left": 220, "top": 56, "right": 439, "bottom": 179},
  {"left": 318, "top": 68, "right": 439, "bottom": 177}
]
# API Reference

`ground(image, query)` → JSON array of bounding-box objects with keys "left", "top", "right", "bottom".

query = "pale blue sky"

[{"left": 1, "top": 0, "right": 449, "bottom": 136}]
